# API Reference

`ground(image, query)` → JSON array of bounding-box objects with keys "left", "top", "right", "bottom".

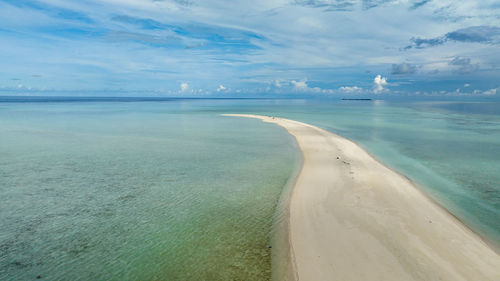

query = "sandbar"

[{"left": 223, "top": 114, "right": 500, "bottom": 281}]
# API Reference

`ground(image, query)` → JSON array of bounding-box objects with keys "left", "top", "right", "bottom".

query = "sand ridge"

[{"left": 223, "top": 114, "right": 500, "bottom": 281}]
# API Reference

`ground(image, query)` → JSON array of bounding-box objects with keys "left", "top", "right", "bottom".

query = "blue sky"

[{"left": 0, "top": 0, "right": 499, "bottom": 98}]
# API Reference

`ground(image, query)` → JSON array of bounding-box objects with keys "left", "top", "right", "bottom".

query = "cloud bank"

[{"left": 0, "top": 0, "right": 499, "bottom": 97}]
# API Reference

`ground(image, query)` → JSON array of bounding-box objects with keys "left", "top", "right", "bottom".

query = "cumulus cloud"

[
  {"left": 291, "top": 80, "right": 308, "bottom": 89},
  {"left": 339, "top": 86, "right": 363, "bottom": 93},
  {"left": 482, "top": 87, "right": 498, "bottom": 95},
  {"left": 448, "top": 57, "right": 479, "bottom": 74},
  {"left": 288, "top": 79, "right": 328, "bottom": 93},
  {"left": 216, "top": 84, "right": 226, "bottom": 92},
  {"left": 266, "top": 78, "right": 338, "bottom": 94},
  {"left": 373, "top": 75, "right": 388, "bottom": 93},
  {"left": 180, "top": 82, "right": 189, "bottom": 92},
  {"left": 391, "top": 63, "right": 417, "bottom": 75},
  {"left": 405, "top": 26, "right": 500, "bottom": 49}
]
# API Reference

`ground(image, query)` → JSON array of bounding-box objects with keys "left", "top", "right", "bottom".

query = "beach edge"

[{"left": 222, "top": 114, "right": 500, "bottom": 281}]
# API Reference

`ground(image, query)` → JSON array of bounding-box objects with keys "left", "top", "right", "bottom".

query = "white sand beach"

[{"left": 223, "top": 114, "right": 500, "bottom": 281}]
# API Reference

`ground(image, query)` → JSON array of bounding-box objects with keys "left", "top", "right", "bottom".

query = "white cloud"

[
  {"left": 482, "top": 87, "right": 498, "bottom": 95},
  {"left": 289, "top": 79, "right": 323, "bottom": 93},
  {"left": 180, "top": 82, "right": 189, "bottom": 92},
  {"left": 291, "top": 80, "right": 308, "bottom": 89},
  {"left": 373, "top": 75, "right": 388, "bottom": 94},
  {"left": 339, "top": 86, "right": 363, "bottom": 94},
  {"left": 267, "top": 79, "right": 335, "bottom": 94},
  {"left": 471, "top": 87, "right": 498, "bottom": 96},
  {"left": 464, "top": 83, "right": 470, "bottom": 87},
  {"left": 216, "top": 84, "right": 226, "bottom": 92}
]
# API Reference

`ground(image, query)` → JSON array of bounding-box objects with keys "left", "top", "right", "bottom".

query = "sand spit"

[{"left": 223, "top": 114, "right": 500, "bottom": 281}]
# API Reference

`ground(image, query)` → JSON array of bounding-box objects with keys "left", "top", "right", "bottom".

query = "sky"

[{"left": 0, "top": 0, "right": 499, "bottom": 98}]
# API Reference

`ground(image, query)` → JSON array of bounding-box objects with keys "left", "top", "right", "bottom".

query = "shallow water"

[
  {"left": 217, "top": 99, "right": 500, "bottom": 246},
  {"left": 0, "top": 100, "right": 299, "bottom": 280},
  {"left": 1, "top": 98, "right": 500, "bottom": 280}
]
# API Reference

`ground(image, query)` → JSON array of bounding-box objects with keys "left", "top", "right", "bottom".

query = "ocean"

[{"left": 1, "top": 97, "right": 499, "bottom": 280}]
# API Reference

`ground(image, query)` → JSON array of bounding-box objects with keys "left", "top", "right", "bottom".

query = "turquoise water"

[
  {"left": 217, "top": 99, "right": 500, "bottom": 246},
  {"left": 1, "top": 98, "right": 500, "bottom": 280},
  {"left": 0, "top": 100, "right": 299, "bottom": 280}
]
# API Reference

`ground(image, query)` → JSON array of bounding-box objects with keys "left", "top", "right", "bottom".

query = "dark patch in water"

[{"left": 11, "top": 260, "right": 30, "bottom": 269}]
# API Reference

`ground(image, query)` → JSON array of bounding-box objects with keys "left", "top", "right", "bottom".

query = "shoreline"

[{"left": 223, "top": 114, "right": 500, "bottom": 281}]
